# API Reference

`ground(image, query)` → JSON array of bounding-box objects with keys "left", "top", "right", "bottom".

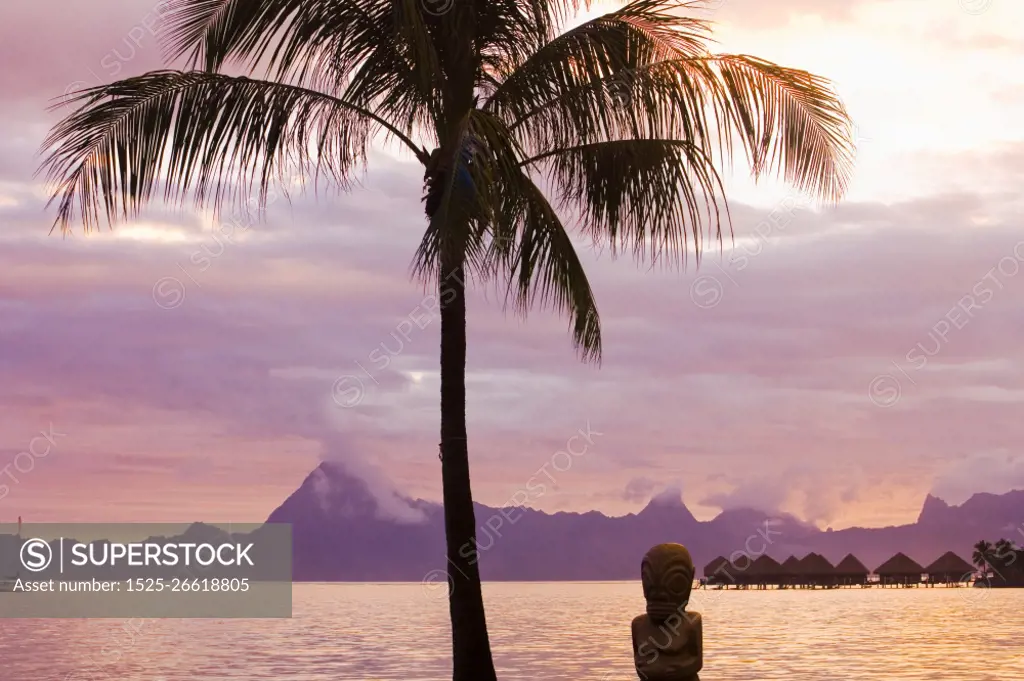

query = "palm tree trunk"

[{"left": 439, "top": 261, "right": 498, "bottom": 681}]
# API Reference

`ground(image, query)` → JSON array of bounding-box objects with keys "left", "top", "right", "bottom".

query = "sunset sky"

[{"left": 1, "top": 0, "right": 1023, "bottom": 529}]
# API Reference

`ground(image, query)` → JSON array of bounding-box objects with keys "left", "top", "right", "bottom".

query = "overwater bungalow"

[
  {"left": 721, "top": 552, "right": 757, "bottom": 586},
  {"left": 833, "top": 554, "right": 870, "bottom": 587},
  {"left": 744, "top": 554, "right": 783, "bottom": 589},
  {"left": 923, "top": 551, "right": 973, "bottom": 586},
  {"left": 703, "top": 555, "right": 730, "bottom": 585},
  {"left": 780, "top": 555, "right": 802, "bottom": 587},
  {"left": 874, "top": 552, "right": 925, "bottom": 587},
  {"left": 796, "top": 552, "right": 836, "bottom": 588}
]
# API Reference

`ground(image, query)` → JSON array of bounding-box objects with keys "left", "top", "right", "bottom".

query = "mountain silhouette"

[{"left": 267, "top": 462, "right": 1024, "bottom": 580}]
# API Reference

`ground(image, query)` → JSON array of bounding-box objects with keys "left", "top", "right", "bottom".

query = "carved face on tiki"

[{"left": 641, "top": 543, "right": 695, "bottom": 623}]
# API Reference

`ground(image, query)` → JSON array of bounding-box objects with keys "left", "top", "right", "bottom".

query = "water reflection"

[{"left": 1, "top": 582, "right": 1020, "bottom": 680}]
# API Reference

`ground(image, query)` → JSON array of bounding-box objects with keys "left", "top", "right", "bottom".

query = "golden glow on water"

[{"left": 1, "top": 582, "right": 1021, "bottom": 680}]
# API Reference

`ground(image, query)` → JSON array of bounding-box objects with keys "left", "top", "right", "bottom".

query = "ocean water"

[{"left": 1, "top": 582, "right": 1021, "bottom": 680}]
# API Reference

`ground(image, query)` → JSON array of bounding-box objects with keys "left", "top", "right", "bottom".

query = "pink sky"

[{"left": 1, "top": 0, "right": 1024, "bottom": 529}]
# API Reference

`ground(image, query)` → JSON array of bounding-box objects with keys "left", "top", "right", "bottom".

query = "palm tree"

[
  {"left": 37, "top": 0, "right": 853, "bottom": 678},
  {"left": 973, "top": 540, "right": 995, "bottom": 575},
  {"left": 994, "top": 537, "right": 1018, "bottom": 570}
]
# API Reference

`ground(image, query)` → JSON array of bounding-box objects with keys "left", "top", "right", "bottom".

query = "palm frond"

[
  {"left": 496, "top": 175, "right": 602, "bottom": 363},
  {"left": 488, "top": 0, "right": 852, "bottom": 216},
  {"left": 524, "top": 138, "right": 727, "bottom": 266},
  {"left": 162, "top": 0, "right": 372, "bottom": 77},
  {"left": 469, "top": 112, "right": 602, "bottom": 361},
  {"left": 499, "top": 53, "right": 852, "bottom": 208},
  {"left": 38, "top": 70, "right": 421, "bottom": 232},
  {"left": 507, "top": 58, "right": 723, "bottom": 163},
  {"left": 707, "top": 54, "right": 853, "bottom": 203},
  {"left": 476, "top": 0, "right": 549, "bottom": 69},
  {"left": 485, "top": 0, "right": 710, "bottom": 115},
  {"left": 162, "top": 0, "right": 444, "bottom": 136},
  {"left": 339, "top": 34, "right": 438, "bottom": 141}
]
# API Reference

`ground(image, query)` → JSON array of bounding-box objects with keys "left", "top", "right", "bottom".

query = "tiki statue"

[{"left": 631, "top": 543, "right": 703, "bottom": 681}]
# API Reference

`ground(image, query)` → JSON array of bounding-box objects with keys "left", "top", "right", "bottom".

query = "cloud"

[
  {"left": 712, "top": 0, "right": 863, "bottom": 27},
  {"left": 930, "top": 451, "right": 1024, "bottom": 506},
  {"left": 649, "top": 482, "right": 685, "bottom": 506},
  {"left": 701, "top": 481, "right": 788, "bottom": 517},
  {"left": 622, "top": 476, "right": 658, "bottom": 503},
  {"left": 319, "top": 433, "right": 428, "bottom": 524}
]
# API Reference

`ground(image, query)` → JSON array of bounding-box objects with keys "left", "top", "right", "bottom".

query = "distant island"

[{"left": 266, "top": 462, "right": 1024, "bottom": 582}]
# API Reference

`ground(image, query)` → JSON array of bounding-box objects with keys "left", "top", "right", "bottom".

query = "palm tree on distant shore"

[
  {"left": 973, "top": 538, "right": 1024, "bottom": 584},
  {"left": 973, "top": 540, "right": 994, "bottom": 576},
  {"left": 994, "top": 538, "right": 1015, "bottom": 563},
  {"left": 38, "top": 0, "right": 854, "bottom": 678},
  {"left": 993, "top": 538, "right": 1023, "bottom": 575}
]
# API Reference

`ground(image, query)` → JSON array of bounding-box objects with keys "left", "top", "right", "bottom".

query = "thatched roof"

[
  {"left": 924, "top": 551, "right": 973, "bottom": 576},
  {"left": 703, "top": 556, "right": 729, "bottom": 577},
  {"left": 874, "top": 552, "right": 924, "bottom": 576},
  {"left": 747, "top": 554, "right": 783, "bottom": 577},
  {"left": 834, "top": 554, "right": 869, "bottom": 576},
  {"left": 780, "top": 556, "right": 802, "bottom": 575},
  {"left": 796, "top": 552, "right": 834, "bottom": 576}
]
